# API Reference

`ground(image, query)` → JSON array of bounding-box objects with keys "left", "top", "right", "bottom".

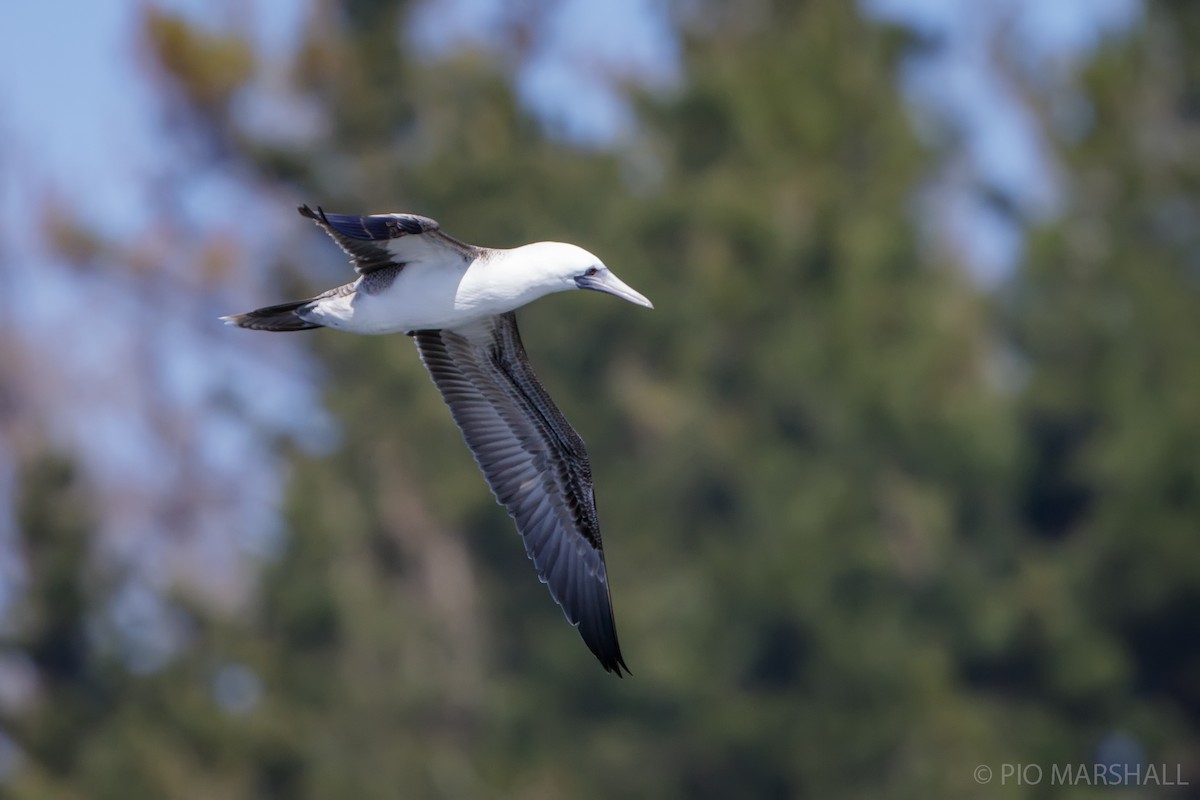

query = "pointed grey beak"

[{"left": 575, "top": 269, "right": 654, "bottom": 309}]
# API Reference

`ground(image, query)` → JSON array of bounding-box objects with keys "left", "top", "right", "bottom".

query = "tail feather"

[{"left": 221, "top": 298, "right": 323, "bottom": 332}]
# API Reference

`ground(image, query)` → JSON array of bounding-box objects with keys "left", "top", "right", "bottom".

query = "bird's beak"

[{"left": 576, "top": 270, "right": 654, "bottom": 309}]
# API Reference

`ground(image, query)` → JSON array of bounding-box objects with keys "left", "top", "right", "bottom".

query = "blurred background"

[{"left": 0, "top": 0, "right": 1197, "bottom": 797}]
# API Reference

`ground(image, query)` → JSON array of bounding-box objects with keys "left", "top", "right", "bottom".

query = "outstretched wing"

[
  {"left": 414, "top": 313, "right": 628, "bottom": 675},
  {"left": 299, "top": 205, "right": 479, "bottom": 274}
]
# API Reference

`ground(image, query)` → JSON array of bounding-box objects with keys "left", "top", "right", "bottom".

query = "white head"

[{"left": 513, "top": 242, "right": 654, "bottom": 309}]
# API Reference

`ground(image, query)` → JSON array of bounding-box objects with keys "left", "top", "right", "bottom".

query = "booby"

[{"left": 223, "top": 206, "right": 652, "bottom": 675}]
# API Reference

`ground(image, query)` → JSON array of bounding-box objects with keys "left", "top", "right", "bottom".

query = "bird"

[{"left": 222, "top": 205, "right": 653, "bottom": 675}]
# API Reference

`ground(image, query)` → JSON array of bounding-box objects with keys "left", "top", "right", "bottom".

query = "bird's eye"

[{"left": 584, "top": 267, "right": 599, "bottom": 277}]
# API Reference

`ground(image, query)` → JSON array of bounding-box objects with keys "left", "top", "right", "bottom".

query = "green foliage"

[
  {"left": 144, "top": 9, "right": 255, "bottom": 119},
  {"left": 5, "top": 1, "right": 1198, "bottom": 797}
]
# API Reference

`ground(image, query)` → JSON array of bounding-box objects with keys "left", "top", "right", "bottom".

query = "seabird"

[{"left": 223, "top": 205, "right": 652, "bottom": 675}]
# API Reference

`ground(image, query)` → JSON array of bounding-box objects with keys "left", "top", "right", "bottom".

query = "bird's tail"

[{"left": 220, "top": 298, "right": 323, "bottom": 332}]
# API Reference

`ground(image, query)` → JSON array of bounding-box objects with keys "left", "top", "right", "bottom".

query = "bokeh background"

[{"left": 1, "top": 0, "right": 1197, "bottom": 797}]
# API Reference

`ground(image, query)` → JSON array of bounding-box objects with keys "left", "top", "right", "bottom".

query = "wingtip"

[
  {"left": 298, "top": 204, "right": 329, "bottom": 224},
  {"left": 607, "top": 655, "right": 631, "bottom": 678},
  {"left": 589, "top": 627, "right": 631, "bottom": 677},
  {"left": 571, "top": 608, "right": 630, "bottom": 677}
]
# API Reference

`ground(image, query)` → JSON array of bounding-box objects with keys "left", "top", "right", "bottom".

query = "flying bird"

[{"left": 223, "top": 205, "right": 653, "bottom": 675}]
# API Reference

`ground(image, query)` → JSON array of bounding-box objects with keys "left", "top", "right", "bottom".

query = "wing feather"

[
  {"left": 414, "top": 314, "right": 628, "bottom": 675},
  {"left": 299, "top": 204, "right": 479, "bottom": 275}
]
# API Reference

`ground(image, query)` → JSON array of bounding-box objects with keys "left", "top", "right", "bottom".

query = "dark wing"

[
  {"left": 414, "top": 313, "right": 628, "bottom": 675},
  {"left": 299, "top": 205, "right": 479, "bottom": 274}
]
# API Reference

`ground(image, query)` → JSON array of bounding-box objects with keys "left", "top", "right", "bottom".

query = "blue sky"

[
  {"left": 0, "top": 1, "right": 326, "bottom": 632},
  {"left": 0, "top": 1, "right": 311, "bottom": 239},
  {"left": 408, "top": 0, "right": 681, "bottom": 144},
  {"left": 0, "top": 0, "right": 1141, "bottom": 257},
  {"left": 864, "top": 0, "right": 1141, "bottom": 280}
]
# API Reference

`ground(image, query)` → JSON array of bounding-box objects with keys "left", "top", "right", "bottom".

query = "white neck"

[{"left": 455, "top": 242, "right": 587, "bottom": 318}]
